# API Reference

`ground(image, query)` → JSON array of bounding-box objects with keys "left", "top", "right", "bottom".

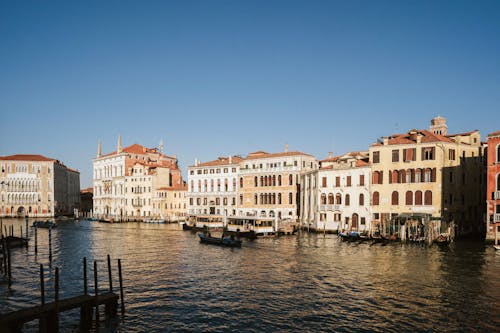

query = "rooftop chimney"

[{"left": 328, "top": 152, "right": 333, "bottom": 158}]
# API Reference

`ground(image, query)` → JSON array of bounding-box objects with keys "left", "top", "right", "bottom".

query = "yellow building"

[
  {"left": 237, "top": 148, "right": 317, "bottom": 222},
  {"left": 369, "top": 117, "right": 484, "bottom": 237},
  {"left": 154, "top": 183, "right": 188, "bottom": 222}
]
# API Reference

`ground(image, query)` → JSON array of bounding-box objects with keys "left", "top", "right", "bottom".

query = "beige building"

[
  {"left": 187, "top": 156, "right": 243, "bottom": 217},
  {"left": 0, "top": 154, "right": 80, "bottom": 217},
  {"left": 93, "top": 137, "right": 182, "bottom": 221},
  {"left": 369, "top": 116, "right": 484, "bottom": 237},
  {"left": 238, "top": 148, "right": 317, "bottom": 221},
  {"left": 154, "top": 183, "right": 188, "bottom": 221}
]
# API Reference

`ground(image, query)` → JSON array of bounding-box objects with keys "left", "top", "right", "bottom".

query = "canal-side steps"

[{"left": 0, "top": 255, "right": 126, "bottom": 333}]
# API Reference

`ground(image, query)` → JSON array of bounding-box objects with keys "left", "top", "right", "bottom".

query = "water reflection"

[{"left": 1, "top": 218, "right": 500, "bottom": 332}]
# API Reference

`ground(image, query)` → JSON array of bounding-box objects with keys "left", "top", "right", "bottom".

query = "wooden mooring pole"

[
  {"left": 49, "top": 225, "right": 52, "bottom": 262},
  {"left": 25, "top": 216, "right": 29, "bottom": 242},
  {"left": 7, "top": 240, "right": 12, "bottom": 286},
  {"left": 107, "top": 254, "right": 113, "bottom": 292},
  {"left": 118, "top": 258, "right": 125, "bottom": 315},
  {"left": 94, "top": 260, "right": 99, "bottom": 324},
  {"left": 35, "top": 225, "right": 38, "bottom": 254}
]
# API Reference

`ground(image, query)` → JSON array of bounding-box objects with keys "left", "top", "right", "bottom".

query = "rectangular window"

[
  {"left": 359, "top": 175, "right": 365, "bottom": 186},
  {"left": 346, "top": 176, "right": 351, "bottom": 187},
  {"left": 392, "top": 150, "right": 399, "bottom": 162},
  {"left": 422, "top": 147, "right": 435, "bottom": 160},
  {"left": 361, "top": 217, "right": 366, "bottom": 225},
  {"left": 449, "top": 149, "right": 456, "bottom": 160},
  {"left": 335, "top": 177, "right": 340, "bottom": 187},
  {"left": 372, "top": 151, "right": 380, "bottom": 163},
  {"left": 403, "top": 148, "right": 416, "bottom": 161},
  {"left": 322, "top": 177, "right": 327, "bottom": 187}
]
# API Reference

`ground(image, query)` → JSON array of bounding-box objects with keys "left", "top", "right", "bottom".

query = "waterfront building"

[
  {"left": 187, "top": 156, "right": 243, "bottom": 217},
  {"left": 238, "top": 148, "right": 317, "bottom": 222},
  {"left": 486, "top": 130, "right": 500, "bottom": 241},
  {"left": 0, "top": 154, "right": 80, "bottom": 217},
  {"left": 80, "top": 187, "right": 93, "bottom": 218},
  {"left": 300, "top": 152, "right": 371, "bottom": 233},
  {"left": 369, "top": 116, "right": 484, "bottom": 237},
  {"left": 92, "top": 137, "right": 182, "bottom": 221},
  {"left": 153, "top": 182, "right": 188, "bottom": 221}
]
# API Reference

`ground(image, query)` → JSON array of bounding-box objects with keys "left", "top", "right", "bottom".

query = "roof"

[
  {"left": 157, "top": 183, "right": 187, "bottom": 191},
  {"left": 80, "top": 187, "right": 93, "bottom": 194},
  {"left": 0, "top": 154, "right": 55, "bottom": 162},
  {"left": 103, "top": 143, "right": 176, "bottom": 160},
  {"left": 487, "top": 130, "right": 500, "bottom": 138},
  {"left": 192, "top": 156, "right": 244, "bottom": 168},
  {"left": 447, "top": 130, "right": 479, "bottom": 137},
  {"left": 244, "top": 151, "right": 313, "bottom": 160},
  {"left": 371, "top": 129, "right": 455, "bottom": 147}
]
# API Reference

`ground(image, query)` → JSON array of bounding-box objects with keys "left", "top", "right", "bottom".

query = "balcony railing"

[
  {"left": 495, "top": 191, "right": 500, "bottom": 200},
  {"left": 495, "top": 214, "right": 500, "bottom": 222},
  {"left": 319, "top": 204, "right": 341, "bottom": 211}
]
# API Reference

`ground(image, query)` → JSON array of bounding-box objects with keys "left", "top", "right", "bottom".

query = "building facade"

[
  {"left": 187, "top": 156, "right": 242, "bottom": 217},
  {"left": 369, "top": 117, "right": 484, "bottom": 237},
  {"left": 154, "top": 183, "right": 188, "bottom": 221},
  {"left": 0, "top": 154, "right": 80, "bottom": 217},
  {"left": 486, "top": 131, "right": 500, "bottom": 241},
  {"left": 92, "top": 137, "right": 182, "bottom": 221},
  {"left": 238, "top": 149, "right": 317, "bottom": 221}
]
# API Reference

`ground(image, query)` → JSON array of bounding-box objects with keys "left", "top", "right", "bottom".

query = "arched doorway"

[{"left": 351, "top": 213, "right": 359, "bottom": 231}]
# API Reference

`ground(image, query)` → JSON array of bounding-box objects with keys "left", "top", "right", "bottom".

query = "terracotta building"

[{"left": 486, "top": 131, "right": 500, "bottom": 241}]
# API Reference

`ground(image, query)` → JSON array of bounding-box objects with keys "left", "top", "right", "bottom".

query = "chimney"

[
  {"left": 328, "top": 152, "right": 333, "bottom": 159},
  {"left": 117, "top": 134, "right": 122, "bottom": 153},
  {"left": 383, "top": 137, "right": 389, "bottom": 145},
  {"left": 285, "top": 144, "right": 289, "bottom": 152},
  {"left": 195, "top": 158, "right": 198, "bottom": 166},
  {"left": 229, "top": 156, "right": 232, "bottom": 164},
  {"left": 417, "top": 133, "right": 423, "bottom": 144},
  {"left": 97, "top": 139, "right": 102, "bottom": 158}
]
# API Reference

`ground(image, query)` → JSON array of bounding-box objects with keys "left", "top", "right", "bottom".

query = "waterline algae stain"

[{"left": 1, "top": 219, "right": 499, "bottom": 332}]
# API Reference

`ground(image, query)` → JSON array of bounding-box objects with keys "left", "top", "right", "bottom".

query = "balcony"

[
  {"left": 495, "top": 214, "right": 500, "bottom": 223},
  {"left": 239, "top": 165, "right": 301, "bottom": 174},
  {"left": 319, "top": 204, "right": 341, "bottom": 211},
  {"left": 495, "top": 191, "right": 500, "bottom": 200}
]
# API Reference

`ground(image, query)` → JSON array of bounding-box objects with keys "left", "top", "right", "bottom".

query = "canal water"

[{"left": 1, "top": 218, "right": 500, "bottom": 332}]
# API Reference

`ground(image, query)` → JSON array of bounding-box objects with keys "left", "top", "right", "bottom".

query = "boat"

[
  {"left": 494, "top": 245, "right": 500, "bottom": 251},
  {"left": 434, "top": 233, "right": 451, "bottom": 246},
  {"left": 32, "top": 220, "right": 57, "bottom": 228},
  {"left": 144, "top": 219, "right": 166, "bottom": 224},
  {"left": 338, "top": 232, "right": 349, "bottom": 241},
  {"left": 197, "top": 233, "right": 242, "bottom": 247},
  {"left": 226, "top": 216, "right": 275, "bottom": 237}
]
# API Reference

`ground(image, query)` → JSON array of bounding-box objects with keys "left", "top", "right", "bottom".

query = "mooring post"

[
  {"left": 49, "top": 225, "right": 52, "bottom": 262},
  {"left": 118, "top": 258, "right": 125, "bottom": 315},
  {"left": 25, "top": 216, "right": 28, "bottom": 242},
  {"left": 0, "top": 218, "right": 2, "bottom": 237},
  {"left": 4, "top": 225, "right": 7, "bottom": 238},
  {"left": 83, "top": 257, "right": 88, "bottom": 295},
  {"left": 107, "top": 254, "right": 113, "bottom": 292},
  {"left": 94, "top": 260, "right": 99, "bottom": 324},
  {"left": 35, "top": 225, "right": 38, "bottom": 254},
  {"left": 80, "top": 257, "right": 92, "bottom": 330},
  {"left": 40, "top": 264, "right": 45, "bottom": 305}
]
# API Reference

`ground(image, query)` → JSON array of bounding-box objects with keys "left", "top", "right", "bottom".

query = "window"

[
  {"left": 361, "top": 217, "right": 366, "bottom": 225},
  {"left": 359, "top": 194, "right": 364, "bottom": 206},
  {"left": 359, "top": 175, "right": 365, "bottom": 186},
  {"left": 278, "top": 193, "right": 282, "bottom": 204},
  {"left": 449, "top": 149, "right": 456, "bottom": 160},
  {"left": 278, "top": 175, "right": 282, "bottom": 186},
  {"left": 321, "top": 194, "right": 327, "bottom": 205},
  {"left": 289, "top": 192, "right": 293, "bottom": 204},
  {"left": 289, "top": 174, "right": 293, "bottom": 185},
  {"left": 240, "top": 177, "right": 243, "bottom": 188},
  {"left": 392, "top": 150, "right": 399, "bottom": 162},
  {"left": 391, "top": 191, "right": 399, "bottom": 205},
  {"left": 424, "top": 191, "right": 432, "bottom": 205},
  {"left": 254, "top": 194, "right": 258, "bottom": 204},
  {"left": 497, "top": 145, "right": 500, "bottom": 163},
  {"left": 403, "top": 148, "right": 416, "bottom": 162},
  {"left": 345, "top": 194, "right": 350, "bottom": 206},
  {"left": 405, "top": 191, "right": 413, "bottom": 205},
  {"left": 322, "top": 177, "right": 327, "bottom": 187},
  {"left": 372, "top": 151, "right": 380, "bottom": 163},
  {"left": 254, "top": 176, "right": 258, "bottom": 187},
  {"left": 346, "top": 176, "right": 351, "bottom": 187},
  {"left": 372, "top": 171, "right": 383, "bottom": 185},
  {"left": 422, "top": 147, "right": 435, "bottom": 160},
  {"left": 336, "top": 193, "right": 342, "bottom": 205},
  {"left": 415, "top": 191, "right": 423, "bottom": 205},
  {"left": 239, "top": 195, "right": 243, "bottom": 205},
  {"left": 335, "top": 177, "right": 340, "bottom": 187},
  {"left": 328, "top": 193, "right": 334, "bottom": 204}
]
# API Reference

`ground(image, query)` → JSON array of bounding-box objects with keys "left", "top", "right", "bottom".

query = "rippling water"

[{"left": 1, "top": 218, "right": 500, "bottom": 332}]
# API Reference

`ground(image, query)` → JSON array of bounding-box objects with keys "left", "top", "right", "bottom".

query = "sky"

[{"left": 1, "top": 0, "right": 499, "bottom": 188}]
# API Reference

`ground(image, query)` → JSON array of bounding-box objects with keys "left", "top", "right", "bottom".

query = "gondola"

[
  {"left": 198, "top": 233, "right": 242, "bottom": 247},
  {"left": 32, "top": 220, "right": 57, "bottom": 228}
]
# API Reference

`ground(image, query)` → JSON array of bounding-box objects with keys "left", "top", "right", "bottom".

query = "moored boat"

[
  {"left": 198, "top": 233, "right": 242, "bottom": 247},
  {"left": 32, "top": 220, "right": 57, "bottom": 228}
]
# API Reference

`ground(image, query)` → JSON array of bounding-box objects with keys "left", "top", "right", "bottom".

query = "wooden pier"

[{"left": 0, "top": 255, "right": 125, "bottom": 332}]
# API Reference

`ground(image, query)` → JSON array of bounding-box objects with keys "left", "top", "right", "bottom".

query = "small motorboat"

[
  {"left": 198, "top": 233, "right": 242, "bottom": 247},
  {"left": 32, "top": 220, "right": 57, "bottom": 228}
]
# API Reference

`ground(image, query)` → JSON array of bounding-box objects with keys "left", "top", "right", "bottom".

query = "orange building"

[{"left": 486, "top": 131, "right": 500, "bottom": 241}]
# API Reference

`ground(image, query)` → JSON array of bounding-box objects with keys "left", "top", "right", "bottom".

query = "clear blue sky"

[{"left": 1, "top": 0, "right": 499, "bottom": 188}]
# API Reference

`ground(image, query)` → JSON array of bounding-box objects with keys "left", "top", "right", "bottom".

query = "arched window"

[
  {"left": 272, "top": 175, "right": 276, "bottom": 186},
  {"left": 335, "top": 193, "right": 342, "bottom": 205},
  {"left": 328, "top": 193, "right": 334, "bottom": 204},
  {"left": 240, "top": 177, "right": 243, "bottom": 188},
  {"left": 373, "top": 171, "right": 380, "bottom": 184},
  {"left": 278, "top": 175, "right": 282, "bottom": 186},
  {"left": 391, "top": 191, "right": 399, "bottom": 205},
  {"left": 415, "top": 190, "right": 423, "bottom": 205},
  {"left": 391, "top": 170, "right": 399, "bottom": 184},
  {"left": 424, "top": 190, "right": 432, "bottom": 205},
  {"left": 289, "top": 174, "right": 293, "bottom": 185},
  {"left": 321, "top": 193, "right": 327, "bottom": 205},
  {"left": 373, "top": 192, "right": 379, "bottom": 205},
  {"left": 405, "top": 191, "right": 413, "bottom": 205},
  {"left": 415, "top": 169, "right": 422, "bottom": 183},
  {"left": 424, "top": 168, "right": 432, "bottom": 182},
  {"left": 278, "top": 193, "right": 282, "bottom": 204},
  {"left": 400, "top": 170, "right": 406, "bottom": 183},
  {"left": 260, "top": 176, "right": 264, "bottom": 187},
  {"left": 254, "top": 194, "right": 258, "bottom": 205},
  {"left": 409, "top": 169, "right": 415, "bottom": 183},
  {"left": 431, "top": 168, "right": 437, "bottom": 182},
  {"left": 359, "top": 193, "right": 364, "bottom": 206},
  {"left": 254, "top": 177, "right": 258, "bottom": 187},
  {"left": 345, "top": 194, "right": 350, "bottom": 206},
  {"left": 288, "top": 192, "right": 293, "bottom": 204},
  {"left": 497, "top": 144, "right": 500, "bottom": 162}
]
